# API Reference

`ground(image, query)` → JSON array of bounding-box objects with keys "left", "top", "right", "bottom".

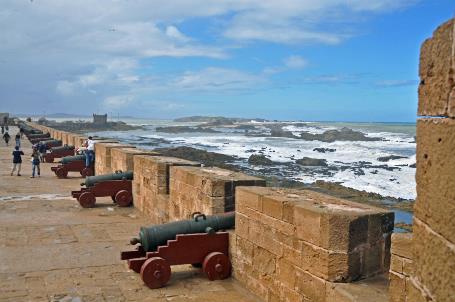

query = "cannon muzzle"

[{"left": 132, "top": 212, "right": 235, "bottom": 252}]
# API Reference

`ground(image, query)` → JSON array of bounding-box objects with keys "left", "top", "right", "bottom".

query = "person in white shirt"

[{"left": 85, "top": 136, "right": 95, "bottom": 167}]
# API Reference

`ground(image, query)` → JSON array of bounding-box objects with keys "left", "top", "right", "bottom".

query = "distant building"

[
  {"left": 93, "top": 114, "right": 107, "bottom": 125},
  {"left": 0, "top": 113, "right": 9, "bottom": 125}
]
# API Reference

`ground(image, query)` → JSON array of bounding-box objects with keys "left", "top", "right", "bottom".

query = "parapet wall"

[
  {"left": 232, "top": 186, "right": 393, "bottom": 302},
  {"left": 410, "top": 17, "right": 455, "bottom": 302},
  {"left": 389, "top": 233, "right": 413, "bottom": 302}
]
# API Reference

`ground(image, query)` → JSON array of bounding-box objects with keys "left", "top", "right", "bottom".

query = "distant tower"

[{"left": 92, "top": 113, "right": 107, "bottom": 125}]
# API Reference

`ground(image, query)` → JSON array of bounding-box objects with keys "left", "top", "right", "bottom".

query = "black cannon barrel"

[
  {"left": 131, "top": 212, "right": 235, "bottom": 252},
  {"left": 83, "top": 171, "right": 133, "bottom": 187},
  {"left": 61, "top": 154, "right": 86, "bottom": 164},
  {"left": 40, "top": 139, "right": 62, "bottom": 147},
  {"left": 28, "top": 133, "right": 50, "bottom": 139},
  {"left": 51, "top": 145, "right": 75, "bottom": 153}
]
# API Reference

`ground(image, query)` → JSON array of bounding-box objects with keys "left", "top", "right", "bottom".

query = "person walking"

[
  {"left": 3, "top": 132, "right": 10, "bottom": 146},
  {"left": 85, "top": 136, "right": 95, "bottom": 168},
  {"left": 31, "top": 147, "right": 41, "bottom": 178},
  {"left": 1, "top": 125, "right": 4, "bottom": 134},
  {"left": 11, "top": 146, "right": 24, "bottom": 176},
  {"left": 15, "top": 134, "right": 21, "bottom": 148}
]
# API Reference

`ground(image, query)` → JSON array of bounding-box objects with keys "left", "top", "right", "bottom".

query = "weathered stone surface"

[
  {"left": 110, "top": 147, "right": 160, "bottom": 173},
  {"left": 418, "top": 18, "right": 455, "bottom": 117},
  {"left": 415, "top": 118, "right": 455, "bottom": 243},
  {"left": 233, "top": 186, "right": 393, "bottom": 301},
  {"left": 412, "top": 218, "right": 455, "bottom": 302},
  {"left": 94, "top": 143, "right": 135, "bottom": 175},
  {"left": 391, "top": 233, "right": 413, "bottom": 260},
  {"left": 133, "top": 155, "right": 199, "bottom": 224},
  {"left": 326, "top": 275, "right": 389, "bottom": 302},
  {"left": 169, "top": 166, "right": 265, "bottom": 220}
]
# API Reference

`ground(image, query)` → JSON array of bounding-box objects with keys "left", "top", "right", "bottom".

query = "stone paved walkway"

[{"left": 0, "top": 127, "right": 258, "bottom": 302}]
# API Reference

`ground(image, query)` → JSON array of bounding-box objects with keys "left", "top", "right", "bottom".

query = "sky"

[{"left": 0, "top": 1, "right": 454, "bottom": 122}]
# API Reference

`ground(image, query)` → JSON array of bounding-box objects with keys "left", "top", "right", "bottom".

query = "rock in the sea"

[
  {"left": 409, "top": 163, "right": 416, "bottom": 168},
  {"left": 248, "top": 154, "right": 274, "bottom": 166},
  {"left": 300, "top": 127, "right": 382, "bottom": 142},
  {"left": 377, "top": 155, "right": 407, "bottom": 162},
  {"left": 296, "top": 157, "right": 328, "bottom": 166},
  {"left": 313, "top": 148, "right": 336, "bottom": 153},
  {"left": 155, "top": 126, "right": 220, "bottom": 133}
]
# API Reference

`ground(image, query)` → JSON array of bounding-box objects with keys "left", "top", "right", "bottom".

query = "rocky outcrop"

[
  {"left": 313, "top": 148, "right": 336, "bottom": 153},
  {"left": 300, "top": 127, "right": 382, "bottom": 142},
  {"left": 377, "top": 155, "right": 407, "bottom": 162},
  {"left": 296, "top": 157, "right": 328, "bottom": 166},
  {"left": 248, "top": 154, "right": 274, "bottom": 166},
  {"left": 155, "top": 126, "right": 220, "bottom": 133}
]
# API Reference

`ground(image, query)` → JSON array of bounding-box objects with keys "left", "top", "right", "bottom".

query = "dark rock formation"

[
  {"left": 155, "top": 126, "right": 220, "bottom": 134},
  {"left": 296, "top": 157, "right": 328, "bottom": 166},
  {"left": 248, "top": 154, "right": 274, "bottom": 166},
  {"left": 155, "top": 146, "right": 236, "bottom": 167},
  {"left": 377, "top": 155, "right": 408, "bottom": 162},
  {"left": 300, "top": 127, "right": 382, "bottom": 142},
  {"left": 313, "top": 148, "right": 336, "bottom": 153}
]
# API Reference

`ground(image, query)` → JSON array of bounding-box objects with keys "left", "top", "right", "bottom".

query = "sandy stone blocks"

[
  {"left": 94, "top": 143, "right": 135, "bottom": 175},
  {"left": 169, "top": 166, "right": 265, "bottom": 221},
  {"left": 415, "top": 118, "right": 455, "bottom": 243},
  {"left": 412, "top": 218, "right": 454, "bottom": 302},
  {"left": 418, "top": 18, "right": 455, "bottom": 117},
  {"left": 389, "top": 233, "right": 413, "bottom": 302},
  {"left": 133, "top": 156, "right": 200, "bottom": 224},
  {"left": 110, "top": 147, "right": 160, "bottom": 173},
  {"left": 232, "top": 187, "right": 394, "bottom": 302}
]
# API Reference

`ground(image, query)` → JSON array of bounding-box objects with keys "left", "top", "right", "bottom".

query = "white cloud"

[
  {"left": 284, "top": 55, "right": 307, "bottom": 69},
  {"left": 172, "top": 67, "right": 266, "bottom": 92},
  {"left": 103, "top": 95, "right": 134, "bottom": 108},
  {"left": 56, "top": 81, "right": 76, "bottom": 96}
]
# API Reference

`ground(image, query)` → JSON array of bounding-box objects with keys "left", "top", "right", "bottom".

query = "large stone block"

[
  {"left": 415, "top": 118, "right": 455, "bottom": 242},
  {"left": 418, "top": 18, "right": 455, "bottom": 117},
  {"left": 94, "top": 143, "right": 135, "bottom": 175},
  {"left": 110, "top": 147, "right": 160, "bottom": 173},
  {"left": 169, "top": 166, "right": 265, "bottom": 220},
  {"left": 391, "top": 233, "right": 413, "bottom": 260},
  {"left": 133, "top": 156, "right": 199, "bottom": 223},
  {"left": 412, "top": 218, "right": 454, "bottom": 302}
]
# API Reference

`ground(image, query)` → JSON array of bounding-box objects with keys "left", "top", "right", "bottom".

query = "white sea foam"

[{"left": 89, "top": 121, "right": 416, "bottom": 200}]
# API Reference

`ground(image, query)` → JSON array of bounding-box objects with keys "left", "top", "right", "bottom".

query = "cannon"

[
  {"left": 28, "top": 133, "right": 50, "bottom": 141},
  {"left": 39, "top": 139, "right": 62, "bottom": 148},
  {"left": 43, "top": 145, "right": 75, "bottom": 163},
  {"left": 121, "top": 212, "right": 234, "bottom": 289},
  {"left": 51, "top": 154, "right": 93, "bottom": 178},
  {"left": 71, "top": 170, "right": 134, "bottom": 208}
]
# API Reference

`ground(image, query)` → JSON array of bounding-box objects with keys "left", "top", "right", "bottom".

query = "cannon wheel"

[
  {"left": 202, "top": 252, "right": 231, "bottom": 281},
  {"left": 111, "top": 195, "right": 117, "bottom": 203},
  {"left": 140, "top": 257, "right": 171, "bottom": 289},
  {"left": 80, "top": 167, "right": 94, "bottom": 177},
  {"left": 78, "top": 192, "right": 96, "bottom": 208},
  {"left": 115, "top": 190, "right": 133, "bottom": 207},
  {"left": 55, "top": 167, "right": 68, "bottom": 178}
]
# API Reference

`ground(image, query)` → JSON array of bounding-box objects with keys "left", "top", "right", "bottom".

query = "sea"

[{"left": 73, "top": 118, "right": 417, "bottom": 202}]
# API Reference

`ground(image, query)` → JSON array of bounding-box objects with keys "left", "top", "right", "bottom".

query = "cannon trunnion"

[
  {"left": 51, "top": 154, "right": 93, "bottom": 178},
  {"left": 71, "top": 171, "right": 134, "bottom": 208},
  {"left": 121, "top": 212, "right": 234, "bottom": 289}
]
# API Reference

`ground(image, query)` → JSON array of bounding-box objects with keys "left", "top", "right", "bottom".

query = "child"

[
  {"left": 11, "top": 146, "right": 24, "bottom": 176},
  {"left": 38, "top": 142, "right": 47, "bottom": 162},
  {"left": 31, "top": 147, "right": 41, "bottom": 178}
]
